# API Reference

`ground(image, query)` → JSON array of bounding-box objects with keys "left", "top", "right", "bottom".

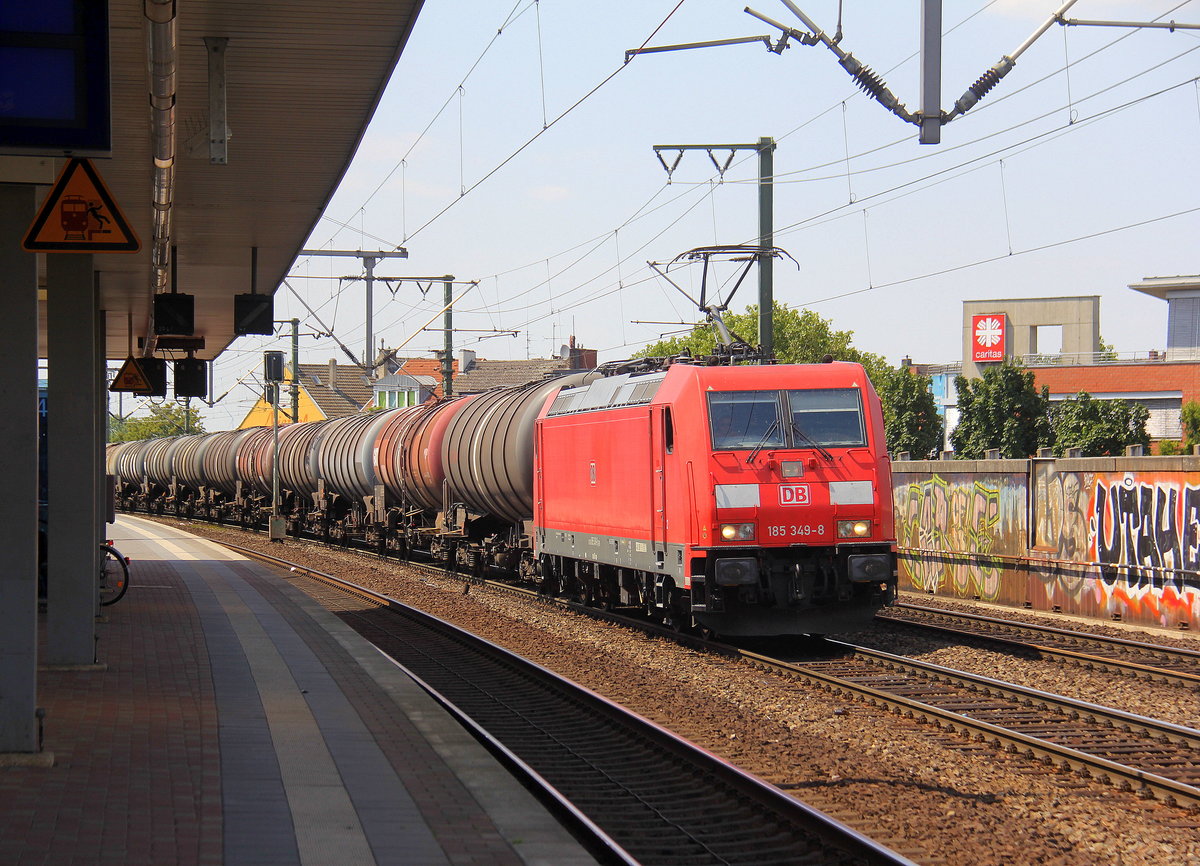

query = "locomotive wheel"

[
  {"left": 536, "top": 555, "right": 560, "bottom": 597},
  {"left": 662, "top": 596, "right": 690, "bottom": 633}
]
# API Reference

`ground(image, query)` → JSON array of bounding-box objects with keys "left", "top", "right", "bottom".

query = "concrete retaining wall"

[{"left": 892, "top": 456, "right": 1200, "bottom": 631}]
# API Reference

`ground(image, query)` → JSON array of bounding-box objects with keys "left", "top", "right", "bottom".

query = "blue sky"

[{"left": 197, "top": 0, "right": 1200, "bottom": 428}]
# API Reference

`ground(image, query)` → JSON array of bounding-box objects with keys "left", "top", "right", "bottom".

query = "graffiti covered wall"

[
  {"left": 893, "top": 469, "right": 1026, "bottom": 601},
  {"left": 894, "top": 457, "right": 1200, "bottom": 631},
  {"left": 1031, "top": 462, "right": 1200, "bottom": 629}
]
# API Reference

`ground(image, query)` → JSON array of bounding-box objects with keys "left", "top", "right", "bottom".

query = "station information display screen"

[{"left": 0, "top": 2, "right": 111, "bottom": 155}]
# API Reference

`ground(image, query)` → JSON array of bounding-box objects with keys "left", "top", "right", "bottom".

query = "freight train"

[{"left": 108, "top": 357, "right": 897, "bottom": 636}]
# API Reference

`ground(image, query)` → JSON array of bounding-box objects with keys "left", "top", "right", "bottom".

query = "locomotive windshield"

[
  {"left": 708, "top": 388, "right": 866, "bottom": 450},
  {"left": 786, "top": 389, "right": 866, "bottom": 447},
  {"left": 709, "top": 392, "right": 784, "bottom": 450}
]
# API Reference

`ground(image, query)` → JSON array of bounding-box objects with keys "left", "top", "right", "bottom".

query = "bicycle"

[{"left": 99, "top": 541, "right": 130, "bottom": 606}]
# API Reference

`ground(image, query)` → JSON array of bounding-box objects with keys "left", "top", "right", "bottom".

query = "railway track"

[
  {"left": 223, "top": 541, "right": 915, "bottom": 866},
  {"left": 877, "top": 602, "right": 1200, "bottom": 688},
  {"left": 744, "top": 639, "right": 1200, "bottom": 810},
  {"left": 442, "top": 564, "right": 1200, "bottom": 812},
  {"left": 178, "top": 519, "right": 1200, "bottom": 825}
]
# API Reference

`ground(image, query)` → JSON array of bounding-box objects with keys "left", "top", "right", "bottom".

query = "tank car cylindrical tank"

[
  {"left": 233, "top": 426, "right": 275, "bottom": 499},
  {"left": 386, "top": 398, "right": 474, "bottom": 512},
  {"left": 277, "top": 420, "right": 326, "bottom": 499},
  {"left": 199, "top": 429, "right": 258, "bottom": 497},
  {"left": 371, "top": 405, "right": 425, "bottom": 505},
  {"left": 114, "top": 438, "right": 153, "bottom": 487},
  {"left": 309, "top": 412, "right": 396, "bottom": 503},
  {"left": 105, "top": 441, "right": 136, "bottom": 480},
  {"left": 170, "top": 434, "right": 212, "bottom": 491},
  {"left": 441, "top": 374, "right": 591, "bottom": 524},
  {"left": 142, "top": 436, "right": 181, "bottom": 490}
]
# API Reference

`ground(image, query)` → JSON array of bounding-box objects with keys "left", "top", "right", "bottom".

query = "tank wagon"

[{"left": 110, "top": 360, "right": 896, "bottom": 636}]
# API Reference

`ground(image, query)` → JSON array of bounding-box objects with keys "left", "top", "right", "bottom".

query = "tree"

[
  {"left": 875, "top": 367, "right": 943, "bottom": 458},
  {"left": 637, "top": 301, "right": 901, "bottom": 380},
  {"left": 639, "top": 301, "right": 940, "bottom": 453},
  {"left": 109, "top": 402, "right": 206, "bottom": 442},
  {"left": 1048, "top": 392, "right": 1149, "bottom": 456},
  {"left": 1181, "top": 400, "right": 1200, "bottom": 452},
  {"left": 950, "top": 361, "right": 1052, "bottom": 458}
]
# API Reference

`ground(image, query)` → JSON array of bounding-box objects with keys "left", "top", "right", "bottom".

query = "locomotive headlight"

[
  {"left": 837, "top": 519, "right": 871, "bottom": 538},
  {"left": 720, "top": 523, "right": 756, "bottom": 541}
]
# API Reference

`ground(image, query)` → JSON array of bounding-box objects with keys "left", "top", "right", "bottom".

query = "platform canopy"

[{"left": 3, "top": 0, "right": 424, "bottom": 362}]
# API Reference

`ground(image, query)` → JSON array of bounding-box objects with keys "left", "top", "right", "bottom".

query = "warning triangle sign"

[
  {"left": 110, "top": 356, "right": 152, "bottom": 393},
  {"left": 23, "top": 158, "right": 140, "bottom": 253}
]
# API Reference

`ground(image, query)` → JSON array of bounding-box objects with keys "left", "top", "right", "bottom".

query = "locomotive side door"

[{"left": 649, "top": 405, "right": 670, "bottom": 571}]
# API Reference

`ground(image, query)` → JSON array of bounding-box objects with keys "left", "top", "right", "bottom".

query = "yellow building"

[{"left": 238, "top": 360, "right": 375, "bottom": 429}]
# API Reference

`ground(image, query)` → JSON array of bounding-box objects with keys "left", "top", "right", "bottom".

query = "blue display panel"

[{"left": 0, "top": 1, "right": 110, "bottom": 155}]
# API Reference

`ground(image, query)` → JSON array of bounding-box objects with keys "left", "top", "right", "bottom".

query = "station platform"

[{"left": 0, "top": 515, "right": 597, "bottom": 866}]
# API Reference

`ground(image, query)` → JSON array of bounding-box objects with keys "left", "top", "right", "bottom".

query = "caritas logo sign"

[{"left": 972, "top": 314, "right": 1006, "bottom": 363}]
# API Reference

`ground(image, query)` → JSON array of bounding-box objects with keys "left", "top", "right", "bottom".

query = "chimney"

[
  {"left": 458, "top": 349, "right": 476, "bottom": 372},
  {"left": 327, "top": 358, "right": 337, "bottom": 389},
  {"left": 571, "top": 347, "right": 597, "bottom": 370}
]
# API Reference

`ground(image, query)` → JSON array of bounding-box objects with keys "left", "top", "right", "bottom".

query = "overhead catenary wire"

[
  {"left": 295, "top": 65, "right": 1195, "bottom": 374},
  {"left": 248, "top": 0, "right": 1195, "bottom": 400},
  {"left": 452, "top": 70, "right": 1198, "bottom": 336},
  {"left": 802, "top": 204, "right": 1200, "bottom": 309}
]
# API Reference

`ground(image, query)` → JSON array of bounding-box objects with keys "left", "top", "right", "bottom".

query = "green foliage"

[
  {"left": 1048, "top": 392, "right": 1149, "bottom": 457},
  {"left": 1181, "top": 400, "right": 1200, "bottom": 452},
  {"left": 950, "top": 361, "right": 1052, "bottom": 458},
  {"left": 1158, "top": 440, "right": 1182, "bottom": 456},
  {"left": 109, "top": 402, "right": 206, "bottom": 442},
  {"left": 636, "top": 302, "right": 897, "bottom": 375},
  {"left": 638, "top": 301, "right": 945, "bottom": 456},
  {"left": 875, "top": 367, "right": 944, "bottom": 458}
]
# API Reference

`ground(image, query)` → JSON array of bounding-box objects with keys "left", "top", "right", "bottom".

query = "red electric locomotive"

[{"left": 534, "top": 360, "right": 897, "bottom": 636}]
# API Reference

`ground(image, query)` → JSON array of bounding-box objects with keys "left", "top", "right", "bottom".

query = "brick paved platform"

[{"left": 0, "top": 516, "right": 597, "bottom": 865}]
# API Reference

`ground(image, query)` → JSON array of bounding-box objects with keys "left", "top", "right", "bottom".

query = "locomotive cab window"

[
  {"left": 786, "top": 389, "right": 866, "bottom": 447},
  {"left": 708, "top": 392, "right": 783, "bottom": 450}
]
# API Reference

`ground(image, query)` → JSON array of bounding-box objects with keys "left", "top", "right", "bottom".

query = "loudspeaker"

[
  {"left": 141, "top": 357, "right": 167, "bottom": 397},
  {"left": 234, "top": 293, "right": 274, "bottom": 335},
  {"left": 154, "top": 293, "right": 194, "bottom": 335},
  {"left": 174, "top": 358, "right": 207, "bottom": 398}
]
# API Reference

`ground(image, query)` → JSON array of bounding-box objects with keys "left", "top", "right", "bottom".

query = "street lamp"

[{"left": 264, "top": 351, "right": 285, "bottom": 541}]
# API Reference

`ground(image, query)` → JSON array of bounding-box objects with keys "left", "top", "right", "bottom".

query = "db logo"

[{"left": 779, "top": 484, "right": 810, "bottom": 506}]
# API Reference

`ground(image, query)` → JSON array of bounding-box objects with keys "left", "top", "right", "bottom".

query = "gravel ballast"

[{"left": 153, "top": 519, "right": 1200, "bottom": 866}]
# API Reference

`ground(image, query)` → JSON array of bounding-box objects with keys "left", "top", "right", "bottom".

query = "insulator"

[
  {"left": 970, "top": 67, "right": 1002, "bottom": 100},
  {"left": 852, "top": 64, "right": 887, "bottom": 100},
  {"left": 842, "top": 55, "right": 900, "bottom": 113}
]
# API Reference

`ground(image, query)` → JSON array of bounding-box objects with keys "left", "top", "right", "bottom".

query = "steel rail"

[
  {"left": 734, "top": 641, "right": 1200, "bottom": 810},
  {"left": 158, "top": 518, "right": 1200, "bottom": 813},
  {"left": 409, "top": 557, "right": 1200, "bottom": 810},
  {"left": 218, "top": 540, "right": 917, "bottom": 866},
  {"left": 878, "top": 602, "right": 1200, "bottom": 688}
]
